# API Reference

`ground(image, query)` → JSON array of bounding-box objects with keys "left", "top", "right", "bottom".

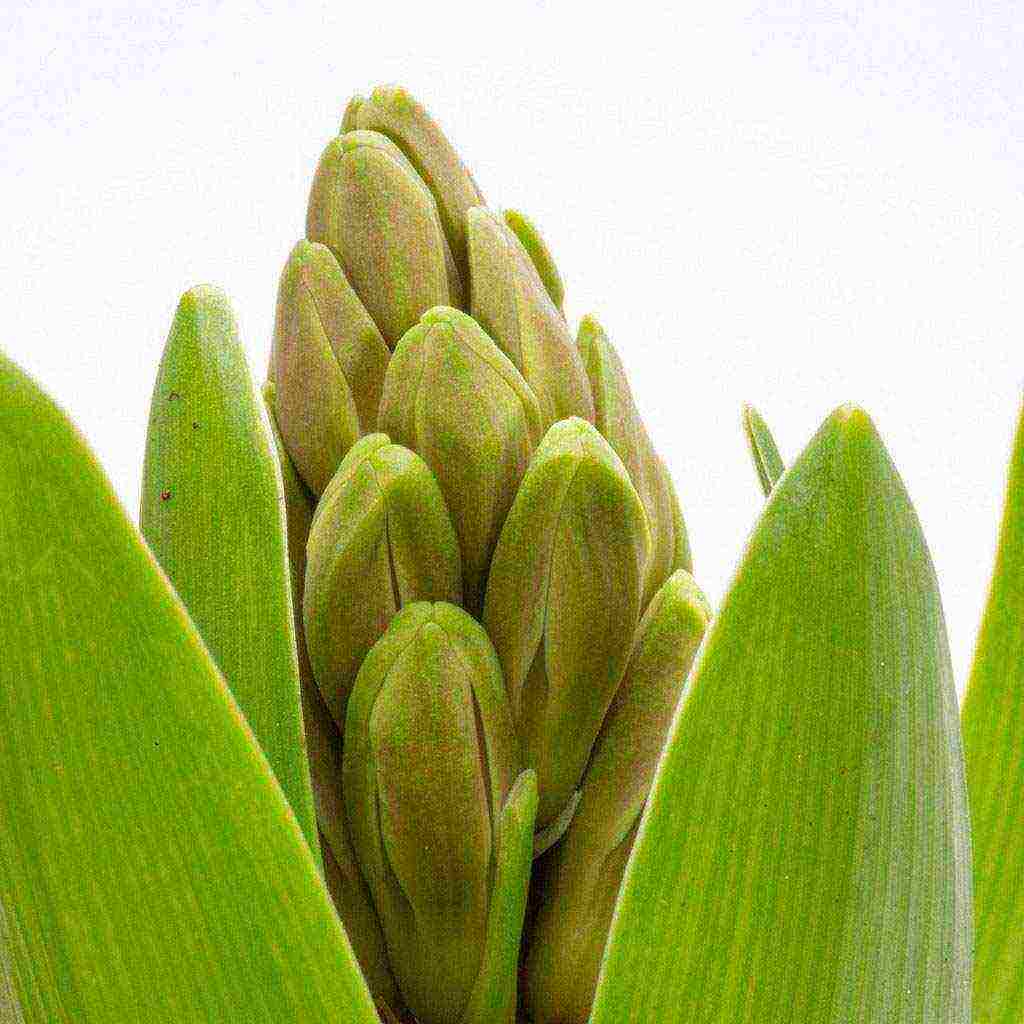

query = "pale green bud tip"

[
  {"left": 306, "top": 130, "right": 459, "bottom": 346},
  {"left": 270, "top": 240, "right": 361, "bottom": 496},
  {"left": 658, "top": 567, "right": 711, "bottom": 630},
  {"left": 352, "top": 84, "right": 484, "bottom": 273},
  {"left": 467, "top": 206, "right": 593, "bottom": 426},
  {"left": 340, "top": 93, "right": 364, "bottom": 132},
  {"left": 503, "top": 208, "right": 565, "bottom": 311},
  {"left": 577, "top": 312, "right": 691, "bottom": 596}
]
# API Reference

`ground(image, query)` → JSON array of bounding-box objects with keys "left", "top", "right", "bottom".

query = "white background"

[{"left": 3, "top": 1, "right": 1022, "bottom": 697}]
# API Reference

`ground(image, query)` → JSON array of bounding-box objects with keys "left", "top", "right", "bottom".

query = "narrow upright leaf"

[
  {"left": 141, "top": 286, "right": 319, "bottom": 856},
  {"left": 592, "top": 406, "right": 972, "bottom": 1024},
  {"left": 742, "top": 402, "right": 784, "bottom": 496},
  {"left": 0, "top": 352, "right": 379, "bottom": 1022},
  {"left": 962, "top": 398, "right": 1024, "bottom": 1024}
]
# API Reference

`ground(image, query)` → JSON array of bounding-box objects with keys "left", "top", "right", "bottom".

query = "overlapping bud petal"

[
  {"left": 502, "top": 208, "right": 564, "bottom": 312},
  {"left": 346, "top": 85, "right": 484, "bottom": 278},
  {"left": 466, "top": 206, "right": 594, "bottom": 428},
  {"left": 303, "top": 434, "right": 462, "bottom": 729},
  {"left": 379, "top": 306, "right": 543, "bottom": 614},
  {"left": 307, "top": 129, "right": 463, "bottom": 346},
  {"left": 578, "top": 314, "right": 692, "bottom": 602},
  {"left": 482, "top": 417, "right": 650, "bottom": 827},
  {"left": 269, "top": 240, "right": 390, "bottom": 494},
  {"left": 343, "top": 602, "right": 521, "bottom": 1024},
  {"left": 525, "top": 569, "right": 710, "bottom": 1024}
]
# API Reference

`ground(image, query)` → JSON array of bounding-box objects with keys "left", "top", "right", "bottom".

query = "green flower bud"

[
  {"left": 349, "top": 85, "right": 485, "bottom": 279},
  {"left": 340, "top": 94, "right": 363, "bottom": 133},
  {"left": 306, "top": 129, "right": 463, "bottom": 347},
  {"left": 343, "top": 602, "right": 521, "bottom": 1024},
  {"left": 502, "top": 208, "right": 564, "bottom": 312},
  {"left": 263, "top": 384, "right": 401, "bottom": 1014},
  {"left": 269, "top": 240, "right": 391, "bottom": 495},
  {"left": 378, "top": 306, "right": 543, "bottom": 614},
  {"left": 466, "top": 206, "right": 594, "bottom": 428},
  {"left": 482, "top": 417, "right": 649, "bottom": 828},
  {"left": 578, "top": 314, "right": 693, "bottom": 603},
  {"left": 303, "top": 434, "right": 462, "bottom": 730},
  {"left": 525, "top": 569, "right": 710, "bottom": 1024}
]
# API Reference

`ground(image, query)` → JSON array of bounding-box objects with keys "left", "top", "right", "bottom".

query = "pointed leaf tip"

[
  {"left": 142, "top": 287, "right": 320, "bottom": 858},
  {"left": 592, "top": 405, "right": 972, "bottom": 1024},
  {"left": 741, "top": 403, "right": 784, "bottom": 497}
]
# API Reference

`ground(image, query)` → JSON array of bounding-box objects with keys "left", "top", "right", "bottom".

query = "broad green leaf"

[
  {"left": 140, "top": 287, "right": 319, "bottom": 856},
  {"left": 741, "top": 402, "right": 784, "bottom": 496},
  {"left": 962, "top": 399, "right": 1024, "bottom": 1024},
  {"left": 591, "top": 406, "right": 972, "bottom": 1024},
  {"left": 0, "top": 351, "right": 379, "bottom": 1022}
]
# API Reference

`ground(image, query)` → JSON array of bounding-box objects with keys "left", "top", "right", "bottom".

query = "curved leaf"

[
  {"left": 0, "top": 351, "right": 379, "bottom": 1021},
  {"left": 962, "top": 398, "right": 1024, "bottom": 1024},
  {"left": 140, "top": 287, "right": 319, "bottom": 855},
  {"left": 591, "top": 406, "right": 972, "bottom": 1024}
]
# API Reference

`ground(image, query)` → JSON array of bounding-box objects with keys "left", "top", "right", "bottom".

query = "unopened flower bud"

[
  {"left": 348, "top": 85, "right": 484, "bottom": 279},
  {"left": 269, "top": 240, "right": 391, "bottom": 495},
  {"left": 379, "top": 306, "right": 543, "bottom": 614},
  {"left": 303, "top": 434, "right": 462, "bottom": 729},
  {"left": 525, "top": 569, "right": 710, "bottom": 1024},
  {"left": 578, "top": 314, "right": 692, "bottom": 602},
  {"left": 482, "top": 417, "right": 649, "bottom": 828},
  {"left": 343, "top": 602, "right": 523, "bottom": 1024},
  {"left": 307, "top": 129, "right": 463, "bottom": 346},
  {"left": 466, "top": 206, "right": 593, "bottom": 428}
]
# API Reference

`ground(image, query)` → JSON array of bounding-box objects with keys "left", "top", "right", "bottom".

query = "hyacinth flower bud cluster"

[{"left": 264, "top": 84, "right": 709, "bottom": 1024}]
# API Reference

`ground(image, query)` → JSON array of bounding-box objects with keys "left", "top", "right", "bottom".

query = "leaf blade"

[
  {"left": 0, "top": 351, "right": 379, "bottom": 1022},
  {"left": 741, "top": 402, "right": 784, "bottom": 497},
  {"left": 591, "top": 406, "right": 972, "bottom": 1024},
  {"left": 140, "top": 286, "right": 319, "bottom": 856},
  {"left": 962, "top": 399, "right": 1024, "bottom": 1024}
]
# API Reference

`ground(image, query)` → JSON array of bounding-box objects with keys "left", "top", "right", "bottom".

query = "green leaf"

[
  {"left": 591, "top": 405, "right": 972, "bottom": 1024},
  {"left": 962, "top": 399, "right": 1024, "bottom": 1024},
  {"left": 742, "top": 402, "right": 784, "bottom": 497},
  {"left": 0, "top": 351, "right": 379, "bottom": 1022},
  {"left": 0, "top": 899, "right": 24, "bottom": 1024},
  {"left": 140, "top": 287, "right": 319, "bottom": 857}
]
